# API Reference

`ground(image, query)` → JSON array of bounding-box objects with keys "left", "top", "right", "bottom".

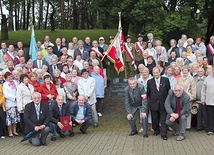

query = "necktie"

[
  {"left": 156, "top": 79, "right": 159, "bottom": 91},
  {"left": 36, "top": 106, "right": 40, "bottom": 120},
  {"left": 39, "top": 60, "right": 42, "bottom": 69},
  {"left": 132, "top": 89, "right": 135, "bottom": 103},
  {"left": 54, "top": 65, "right": 56, "bottom": 70},
  {"left": 59, "top": 106, "right": 62, "bottom": 116},
  {"left": 177, "top": 98, "right": 181, "bottom": 117}
]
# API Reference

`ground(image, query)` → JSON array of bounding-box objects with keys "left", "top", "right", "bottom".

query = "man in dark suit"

[
  {"left": 124, "top": 77, "right": 148, "bottom": 137},
  {"left": 74, "top": 40, "right": 89, "bottom": 60},
  {"left": 69, "top": 95, "right": 93, "bottom": 134},
  {"left": 33, "top": 51, "right": 48, "bottom": 69},
  {"left": 175, "top": 39, "right": 186, "bottom": 58},
  {"left": 53, "top": 38, "right": 63, "bottom": 57},
  {"left": 165, "top": 84, "right": 190, "bottom": 141},
  {"left": 49, "top": 95, "right": 73, "bottom": 141},
  {"left": 24, "top": 92, "right": 50, "bottom": 146},
  {"left": 48, "top": 57, "right": 62, "bottom": 77},
  {"left": 182, "top": 51, "right": 192, "bottom": 65},
  {"left": 147, "top": 67, "right": 170, "bottom": 140},
  {"left": 16, "top": 41, "right": 30, "bottom": 62},
  {"left": 147, "top": 33, "right": 156, "bottom": 47}
]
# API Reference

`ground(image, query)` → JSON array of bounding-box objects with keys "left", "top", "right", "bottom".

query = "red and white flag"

[
  {"left": 118, "top": 12, "right": 125, "bottom": 52},
  {"left": 107, "top": 33, "right": 124, "bottom": 74},
  {"left": 91, "top": 47, "right": 103, "bottom": 58}
]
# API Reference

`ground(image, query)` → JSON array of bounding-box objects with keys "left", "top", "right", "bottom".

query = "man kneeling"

[
  {"left": 49, "top": 95, "right": 73, "bottom": 141},
  {"left": 69, "top": 95, "right": 93, "bottom": 134},
  {"left": 165, "top": 84, "right": 191, "bottom": 141}
]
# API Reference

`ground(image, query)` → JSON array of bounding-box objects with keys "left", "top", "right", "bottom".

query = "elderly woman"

[
  {"left": 53, "top": 69, "right": 66, "bottom": 84},
  {"left": 163, "top": 66, "right": 177, "bottom": 89},
  {"left": 63, "top": 73, "right": 78, "bottom": 105},
  {"left": 38, "top": 74, "right": 58, "bottom": 104},
  {"left": 186, "top": 45, "right": 196, "bottom": 63},
  {"left": 67, "top": 42, "right": 75, "bottom": 58},
  {"left": 3, "top": 72, "right": 20, "bottom": 137},
  {"left": 36, "top": 69, "right": 44, "bottom": 84},
  {"left": 16, "top": 74, "right": 34, "bottom": 133},
  {"left": 61, "top": 64, "right": 70, "bottom": 79},
  {"left": 146, "top": 42, "right": 155, "bottom": 57},
  {"left": 176, "top": 58, "right": 184, "bottom": 68},
  {"left": 53, "top": 77, "right": 67, "bottom": 103},
  {"left": 71, "top": 68, "right": 81, "bottom": 84},
  {"left": 0, "top": 83, "right": 6, "bottom": 139},
  {"left": 172, "top": 65, "right": 181, "bottom": 82},
  {"left": 91, "top": 66, "right": 105, "bottom": 117},
  {"left": 89, "top": 59, "right": 104, "bottom": 78},
  {"left": 187, "top": 38, "right": 196, "bottom": 52},
  {"left": 29, "top": 72, "right": 41, "bottom": 92},
  {"left": 177, "top": 66, "right": 196, "bottom": 129}
]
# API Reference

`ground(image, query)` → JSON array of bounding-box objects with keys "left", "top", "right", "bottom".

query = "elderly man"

[
  {"left": 125, "top": 77, "right": 148, "bottom": 137},
  {"left": 49, "top": 95, "right": 73, "bottom": 141},
  {"left": 147, "top": 67, "right": 170, "bottom": 140},
  {"left": 74, "top": 40, "right": 89, "bottom": 60},
  {"left": 78, "top": 69, "right": 98, "bottom": 128},
  {"left": 69, "top": 95, "right": 93, "bottom": 134},
  {"left": 24, "top": 92, "right": 50, "bottom": 146},
  {"left": 201, "top": 66, "right": 214, "bottom": 135},
  {"left": 165, "top": 84, "right": 190, "bottom": 141}
]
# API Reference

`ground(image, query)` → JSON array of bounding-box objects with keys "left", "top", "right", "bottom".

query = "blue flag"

[{"left": 29, "top": 25, "right": 37, "bottom": 61}]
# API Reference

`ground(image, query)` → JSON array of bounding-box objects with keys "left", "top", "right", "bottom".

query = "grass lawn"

[{"left": 0, "top": 29, "right": 136, "bottom": 47}]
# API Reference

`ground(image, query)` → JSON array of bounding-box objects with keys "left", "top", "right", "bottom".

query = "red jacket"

[
  {"left": 29, "top": 80, "right": 41, "bottom": 92},
  {"left": 38, "top": 83, "right": 58, "bottom": 104}
]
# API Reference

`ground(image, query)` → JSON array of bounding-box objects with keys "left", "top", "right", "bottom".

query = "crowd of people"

[
  {"left": 125, "top": 34, "right": 214, "bottom": 141},
  {"left": 0, "top": 32, "right": 213, "bottom": 146}
]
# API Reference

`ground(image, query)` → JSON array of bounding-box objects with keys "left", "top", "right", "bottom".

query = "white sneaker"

[
  {"left": 97, "top": 113, "right": 102, "bottom": 117},
  {"left": 139, "top": 128, "right": 143, "bottom": 133},
  {"left": 1, "top": 136, "right": 5, "bottom": 139}
]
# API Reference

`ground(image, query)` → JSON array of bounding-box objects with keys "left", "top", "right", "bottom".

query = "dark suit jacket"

[
  {"left": 49, "top": 102, "right": 70, "bottom": 124},
  {"left": 183, "top": 58, "right": 192, "bottom": 65},
  {"left": 53, "top": 45, "right": 63, "bottom": 57},
  {"left": 147, "top": 77, "right": 170, "bottom": 111},
  {"left": 124, "top": 83, "right": 147, "bottom": 114},
  {"left": 48, "top": 64, "right": 63, "bottom": 77},
  {"left": 69, "top": 102, "right": 92, "bottom": 122},
  {"left": 33, "top": 59, "right": 48, "bottom": 69},
  {"left": 165, "top": 90, "right": 190, "bottom": 118},
  {"left": 175, "top": 47, "right": 186, "bottom": 58},
  {"left": 24, "top": 102, "right": 50, "bottom": 134},
  {"left": 74, "top": 48, "right": 89, "bottom": 60}
]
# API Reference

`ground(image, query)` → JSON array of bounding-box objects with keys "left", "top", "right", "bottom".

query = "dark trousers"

[
  {"left": 30, "top": 127, "right": 50, "bottom": 146},
  {"left": 19, "top": 113, "right": 26, "bottom": 134},
  {"left": 206, "top": 105, "right": 214, "bottom": 132},
  {"left": 96, "top": 98, "right": 104, "bottom": 113},
  {"left": 197, "top": 104, "right": 207, "bottom": 130},
  {"left": 0, "top": 108, "right": 6, "bottom": 137},
  {"left": 73, "top": 119, "right": 93, "bottom": 133},
  {"left": 151, "top": 109, "right": 168, "bottom": 136}
]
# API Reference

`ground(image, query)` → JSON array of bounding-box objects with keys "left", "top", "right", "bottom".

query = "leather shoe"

[
  {"left": 41, "top": 142, "right": 47, "bottom": 146},
  {"left": 51, "top": 137, "right": 56, "bottom": 141},
  {"left": 153, "top": 133, "right": 160, "bottom": 136},
  {"left": 162, "top": 136, "right": 167, "bottom": 140},
  {"left": 69, "top": 132, "right": 74, "bottom": 137},
  {"left": 79, "top": 128, "right": 86, "bottom": 134},
  {"left": 60, "top": 133, "right": 66, "bottom": 138},
  {"left": 129, "top": 131, "right": 138, "bottom": 136},
  {"left": 143, "top": 134, "right": 148, "bottom": 138}
]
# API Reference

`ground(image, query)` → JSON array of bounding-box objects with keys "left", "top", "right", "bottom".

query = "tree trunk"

[
  {"left": 121, "top": 18, "right": 130, "bottom": 37},
  {"left": 14, "top": 1, "right": 18, "bottom": 30},
  {"left": 22, "top": 0, "right": 26, "bottom": 30},
  {"left": 80, "top": 0, "right": 85, "bottom": 29},
  {"left": 61, "top": 0, "right": 65, "bottom": 29},
  {"left": 44, "top": 2, "right": 49, "bottom": 29},
  {"left": 49, "top": 2, "right": 55, "bottom": 31},
  {"left": 38, "top": 0, "right": 43, "bottom": 29},
  {"left": 72, "top": 0, "right": 78, "bottom": 29},
  {"left": 26, "top": 0, "right": 31, "bottom": 30},
  {"left": 8, "top": 2, "right": 14, "bottom": 31},
  {"left": 1, "top": 15, "right": 9, "bottom": 40},
  {"left": 32, "top": 0, "right": 35, "bottom": 26},
  {"left": 205, "top": 13, "right": 214, "bottom": 45}
]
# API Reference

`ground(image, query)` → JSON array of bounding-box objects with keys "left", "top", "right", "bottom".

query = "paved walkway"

[{"left": 0, "top": 129, "right": 213, "bottom": 155}]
